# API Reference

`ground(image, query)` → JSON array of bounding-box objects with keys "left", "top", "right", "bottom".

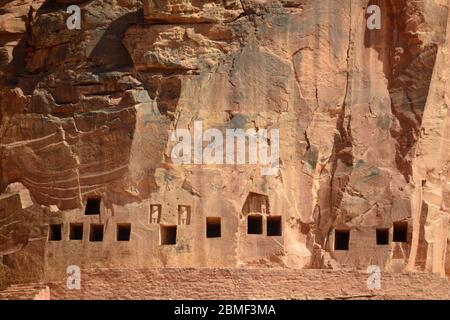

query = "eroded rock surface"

[{"left": 0, "top": 0, "right": 449, "bottom": 291}]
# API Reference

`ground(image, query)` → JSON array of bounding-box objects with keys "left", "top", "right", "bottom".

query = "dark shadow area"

[
  {"left": 242, "top": 192, "right": 269, "bottom": 215},
  {"left": 117, "top": 223, "right": 131, "bottom": 241},
  {"left": 376, "top": 228, "right": 389, "bottom": 245},
  {"left": 89, "top": 224, "right": 104, "bottom": 242},
  {"left": 160, "top": 225, "right": 177, "bottom": 245},
  {"left": 85, "top": 197, "right": 101, "bottom": 215},
  {"left": 89, "top": 10, "right": 143, "bottom": 73},
  {"left": 69, "top": 223, "right": 83, "bottom": 240},
  {"left": 247, "top": 215, "right": 263, "bottom": 235},
  {"left": 415, "top": 202, "right": 429, "bottom": 269},
  {"left": 393, "top": 221, "right": 408, "bottom": 243},
  {"left": 140, "top": 75, "right": 182, "bottom": 116},
  {"left": 48, "top": 224, "right": 62, "bottom": 241},
  {"left": 206, "top": 217, "right": 221, "bottom": 238},
  {"left": 267, "top": 216, "right": 282, "bottom": 236},
  {"left": 334, "top": 230, "right": 349, "bottom": 250},
  {"left": 364, "top": 0, "right": 448, "bottom": 182}
]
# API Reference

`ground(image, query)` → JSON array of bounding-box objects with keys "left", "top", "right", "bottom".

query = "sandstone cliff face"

[{"left": 0, "top": 0, "right": 449, "bottom": 287}]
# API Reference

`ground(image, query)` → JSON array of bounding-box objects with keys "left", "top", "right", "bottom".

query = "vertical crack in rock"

[
  {"left": 363, "top": 0, "right": 449, "bottom": 273},
  {"left": 374, "top": 0, "right": 442, "bottom": 182},
  {"left": 0, "top": 0, "right": 450, "bottom": 290},
  {"left": 325, "top": 0, "right": 354, "bottom": 249}
]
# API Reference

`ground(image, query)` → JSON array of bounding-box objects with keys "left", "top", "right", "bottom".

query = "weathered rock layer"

[{"left": 0, "top": 0, "right": 449, "bottom": 291}]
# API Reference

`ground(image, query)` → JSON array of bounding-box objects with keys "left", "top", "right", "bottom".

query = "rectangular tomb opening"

[
  {"left": 89, "top": 224, "right": 104, "bottom": 242},
  {"left": 117, "top": 223, "right": 131, "bottom": 241},
  {"left": 267, "top": 216, "right": 282, "bottom": 236},
  {"left": 85, "top": 197, "right": 101, "bottom": 215},
  {"left": 160, "top": 225, "right": 177, "bottom": 245},
  {"left": 247, "top": 215, "right": 263, "bottom": 235},
  {"left": 69, "top": 223, "right": 83, "bottom": 240},
  {"left": 48, "top": 224, "right": 62, "bottom": 241},
  {"left": 376, "top": 228, "right": 389, "bottom": 245},
  {"left": 393, "top": 221, "right": 408, "bottom": 242},
  {"left": 335, "top": 230, "right": 350, "bottom": 250},
  {"left": 206, "top": 217, "right": 221, "bottom": 238}
]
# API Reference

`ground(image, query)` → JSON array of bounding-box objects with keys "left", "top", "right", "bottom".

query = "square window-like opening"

[
  {"left": 334, "top": 230, "right": 350, "bottom": 250},
  {"left": 206, "top": 217, "right": 221, "bottom": 238},
  {"left": 247, "top": 215, "right": 263, "bottom": 235},
  {"left": 89, "top": 224, "right": 104, "bottom": 242},
  {"left": 160, "top": 225, "right": 177, "bottom": 245},
  {"left": 117, "top": 223, "right": 131, "bottom": 241},
  {"left": 85, "top": 197, "right": 101, "bottom": 215},
  {"left": 376, "top": 228, "right": 389, "bottom": 245},
  {"left": 267, "top": 216, "right": 282, "bottom": 236},
  {"left": 69, "top": 223, "right": 83, "bottom": 240},
  {"left": 48, "top": 224, "right": 62, "bottom": 241},
  {"left": 393, "top": 221, "right": 408, "bottom": 242}
]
